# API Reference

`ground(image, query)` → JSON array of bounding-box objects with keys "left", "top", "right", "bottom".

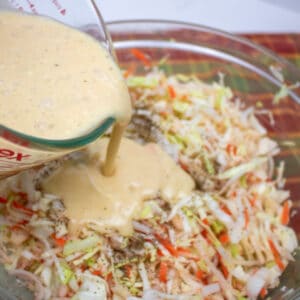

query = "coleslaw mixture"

[{"left": 0, "top": 67, "right": 297, "bottom": 300}]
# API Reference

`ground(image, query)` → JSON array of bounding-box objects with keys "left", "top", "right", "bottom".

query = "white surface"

[{"left": 97, "top": 0, "right": 300, "bottom": 33}]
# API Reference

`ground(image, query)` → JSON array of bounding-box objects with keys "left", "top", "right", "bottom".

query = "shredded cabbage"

[
  {"left": 63, "top": 235, "right": 101, "bottom": 256},
  {"left": 0, "top": 68, "right": 296, "bottom": 300}
]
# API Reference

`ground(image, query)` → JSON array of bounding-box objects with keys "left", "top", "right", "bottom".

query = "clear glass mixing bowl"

[
  {"left": 0, "top": 19, "right": 299, "bottom": 300},
  {"left": 107, "top": 20, "right": 300, "bottom": 300}
]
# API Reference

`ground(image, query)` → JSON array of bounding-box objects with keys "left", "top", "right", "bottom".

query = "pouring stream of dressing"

[{"left": 43, "top": 138, "right": 195, "bottom": 235}]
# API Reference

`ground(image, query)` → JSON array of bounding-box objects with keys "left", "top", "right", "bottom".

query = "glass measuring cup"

[{"left": 0, "top": 0, "right": 117, "bottom": 177}]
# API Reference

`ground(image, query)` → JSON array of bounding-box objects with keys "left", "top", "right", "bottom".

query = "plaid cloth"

[
  {"left": 243, "top": 34, "right": 300, "bottom": 68},
  {"left": 243, "top": 34, "right": 300, "bottom": 236}
]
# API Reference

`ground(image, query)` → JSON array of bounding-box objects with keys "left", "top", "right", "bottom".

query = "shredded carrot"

[
  {"left": 260, "top": 287, "right": 267, "bottom": 298},
  {"left": 220, "top": 262, "right": 229, "bottom": 278},
  {"left": 92, "top": 270, "right": 102, "bottom": 276},
  {"left": 244, "top": 209, "right": 249, "bottom": 229},
  {"left": 249, "top": 196, "right": 257, "bottom": 207},
  {"left": 202, "top": 230, "right": 212, "bottom": 245},
  {"left": 123, "top": 70, "right": 132, "bottom": 78},
  {"left": 11, "top": 220, "right": 29, "bottom": 230},
  {"left": 167, "top": 85, "right": 176, "bottom": 99},
  {"left": 272, "top": 253, "right": 285, "bottom": 271},
  {"left": 158, "top": 261, "right": 168, "bottom": 283},
  {"left": 281, "top": 201, "right": 290, "bottom": 225},
  {"left": 159, "top": 111, "right": 168, "bottom": 118},
  {"left": 17, "top": 192, "right": 28, "bottom": 200},
  {"left": 124, "top": 265, "right": 132, "bottom": 278},
  {"left": 80, "top": 265, "right": 87, "bottom": 272},
  {"left": 202, "top": 218, "right": 209, "bottom": 225},
  {"left": 106, "top": 271, "right": 113, "bottom": 283},
  {"left": 12, "top": 202, "right": 35, "bottom": 216},
  {"left": 221, "top": 205, "right": 232, "bottom": 216},
  {"left": 157, "top": 248, "right": 164, "bottom": 257},
  {"left": 268, "top": 239, "right": 285, "bottom": 271},
  {"left": 179, "top": 159, "right": 189, "bottom": 172},
  {"left": 123, "top": 65, "right": 135, "bottom": 78},
  {"left": 195, "top": 269, "right": 204, "bottom": 281},
  {"left": 219, "top": 233, "right": 230, "bottom": 245},
  {"left": 177, "top": 247, "right": 199, "bottom": 260},
  {"left": 181, "top": 94, "right": 188, "bottom": 102},
  {"left": 130, "top": 48, "right": 151, "bottom": 67},
  {"left": 230, "top": 191, "right": 237, "bottom": 198},
  {"left": 51, "top": 234, "right": 67, "bottom": 247},
  {"left": 155, "top": 234, "right": 178, "bottom": 257},
  {"left": 0, "top": 197, "right": 7, "bottom": 204},
  {"left": 246, "top": 172, "right": 261, "bottom": 184},
  {"left": 216, "top": 252, "right": 229, "bottom": 278},
  {"left": 226, "top": 144, "right": 237, "bottom": 156},
  {"left": 177, "top": 247, "right": 191, "bottom": 255}
]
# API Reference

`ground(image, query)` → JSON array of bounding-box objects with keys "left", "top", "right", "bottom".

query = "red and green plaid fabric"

[
  {"left": 242, "top": 34, "right": 300, "bottom": 235},
  {"left": 243, "top": 34, "right": 300, "bottom": 68}
]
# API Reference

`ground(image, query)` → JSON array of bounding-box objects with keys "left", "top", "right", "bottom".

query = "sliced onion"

[
  {"left": 202, "top": 283, "right": 221, "bottom": 296},
  {"left": 247, "top": 268, "right": 268, "bottom": 298},
  {"left": 133, "top": 221, "right": 152, "bottom": 234},
  {"left": 138, "top": 262, "right": 150, "bottom": 290}
]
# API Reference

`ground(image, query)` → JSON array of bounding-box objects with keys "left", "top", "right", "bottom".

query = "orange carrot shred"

[
  {"left": 51, "top": 234, "right": 67, "bottom": 247},
  {"left": 230, "top": 191, "right": 237, "bottom": 198},
  {"left": 130, "top": 48, "right": 151, "bottom": 67},
  {"left": 92, "top": 270, "right": 102, "bottom": 276},
  {"left": 202, "top": 230, "right": 212, "bottom": 245},
  {"left": 17, "top": 192, "right": 28, "bottom": 200},
  {"left": 179, "top": 160, "right": 189, "bottom": 172},
  {"left": 167, "top": 85, "right": 176, "bottom": 99},
  {"left": 268, "top": 239, "right": 285, "bottom": 271},
  {"left": 106, "top": 272, "right": 113, "bottom": 284},
  {"left": 159, "top": 111, "right": 168, "bottom": 118},
  {"left": 123, "top": 70, "right": 131, "bottom": 78},
  {"left": 157, "top": 249, "right": 164, "bottom": 257},
  {"left": 177, "top": 247, "right": 191, "bottom": 255},
  {"left": 260, "top": 287, "right": 267, "bottom": 298},
  {"left": 11, "top": 220, "right": 28, "bottom": 230},
  {"left": 249, "top": 197, "right": 257, "bottom": 207},
  {"left": 226, "top": 144, "right": 237, "bottom": 156},
  {"left": 12, "top": 202, "right": 35, "bottom": 216},
  {"left": 196, "top": 269, "right": 203, "bottom": 280},
  {"left": 202, "top": 218, "right": 209, "bottom": 225},
  {"left": 123, "top": 65, "right": 135, "bottom": 78},
  {"left": 124, "top": 265, "right": 131, "bottom": 278},
  {"left": 281, "top": 201, "right": 290, "bottom": 225},
  {"left": 219, "top": 233, "right": 230, "bottom": 245},
  {"left": 177, "top": 247, "right": 199, "bottom": 260},
  {"left": 0, "top": 197, "right": 7, "bottom": 204},
  {"left": 220, "top": 262, "right": 229, "bottom": 278},
  {"left": 221, "top": 205, "right": 232, "bottom": 216},
  {"left": 159, "top": 261, "right": 168, "bottom": 283},
  {"left": 155, "top": 234, "right": 178, "bottom": 257}
]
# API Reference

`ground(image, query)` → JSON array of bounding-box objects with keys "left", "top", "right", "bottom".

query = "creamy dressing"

[
  {"left": 0, "top": 12, "right": 131, "bottom": 140},
  {"left": 43, "top": 138, "right": 195, "bottom": 235}
]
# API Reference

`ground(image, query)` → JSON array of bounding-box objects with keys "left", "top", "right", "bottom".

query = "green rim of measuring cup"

[{"left": 1, "top": 117, "right": 115, "bottom": 150}]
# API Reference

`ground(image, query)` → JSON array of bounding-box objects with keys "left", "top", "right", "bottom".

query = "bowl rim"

[{"left": 106, "top": 19, "right": 300, "bottom": 77}]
